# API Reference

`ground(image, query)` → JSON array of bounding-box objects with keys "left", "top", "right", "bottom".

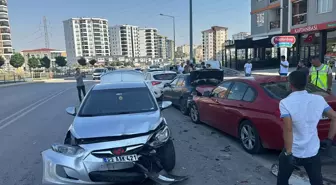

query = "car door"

[
  {"left": 163, "top": 77, "right": 179, "bottom": 101},
  {"left": 217, "top": 82, "right": 256, "bottom": 136},
  {"left": 171, "top": 77, "right": 185, "bottom": 105},
  {"left": 198, "top": 81, "right": 233, "bottom": 127}
]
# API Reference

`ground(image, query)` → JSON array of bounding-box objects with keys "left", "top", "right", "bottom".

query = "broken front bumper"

[{"left": 42, "top": 148, "right": 147, "bottom": 184}]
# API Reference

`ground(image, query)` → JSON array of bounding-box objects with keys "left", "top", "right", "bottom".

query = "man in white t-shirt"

[
  {"left": 277, "top": 70, "right": 336, "bottom": 185},
  {"left": 244, "top": 60, "right": 252, "bottom": 77},
  {"left": 177, "top": 62, "right": 184, "bottom": 74},
  {"left": 279, "top": 55, "right": 289, "bottom": 76}
]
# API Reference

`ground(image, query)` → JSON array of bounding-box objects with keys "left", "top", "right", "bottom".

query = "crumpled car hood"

[{"left": 70, "top": 110, "right": 161, "bottom": 139}]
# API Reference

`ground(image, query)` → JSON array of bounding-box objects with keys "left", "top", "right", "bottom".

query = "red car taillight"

[{"left": 151, "top": 81, "right": 162, "bottom": 86}]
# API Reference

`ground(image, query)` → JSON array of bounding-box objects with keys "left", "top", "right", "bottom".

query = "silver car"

[
  {"left": 92, "top": 68, "right": 107, "bottom": 80},
  {"left": 41, "top": 81, "right": 185, "bottom": 184}
]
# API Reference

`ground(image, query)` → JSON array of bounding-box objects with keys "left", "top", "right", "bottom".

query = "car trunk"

[
  {"left": 189, "top": 69, "right": 223, "bottom": 95},
  {"left": 318, "top": 95, "right": 336, "bottom": 143}
]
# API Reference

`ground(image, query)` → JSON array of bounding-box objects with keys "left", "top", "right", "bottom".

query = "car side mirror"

[
  {"left": 203, "top": 91, "right": 211, "bottom": 97},
  {"left": 159, "top": 101, "right": 172, "bottom": 110},
  {"left": 66, "top": 107, "right": 76, "bottom": 116}
]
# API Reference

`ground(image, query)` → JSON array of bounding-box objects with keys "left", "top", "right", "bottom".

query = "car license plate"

[{"left": 103, "top": 154, "right": 138, "bottom": 163}]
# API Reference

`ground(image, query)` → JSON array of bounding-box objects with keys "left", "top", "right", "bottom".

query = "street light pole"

[
  {"left": 160, "top": 13, "right": 176, "bottom": 65},
  {"left": 189, "top": 0, "right": 193, "bottom": 63}
]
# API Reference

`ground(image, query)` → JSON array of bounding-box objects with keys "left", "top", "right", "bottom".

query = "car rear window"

[
  {"left": 79, "top": 87, "right": 157, "bottom": 117},
  {"left": 261, "top": 81, "right": 329, "bottom": 99},
  {"left": 94, "top": 69, "right": 104, "bottom": 73},
  {"left": 153, "top": 73, "right": 177, "bottom": 80}
]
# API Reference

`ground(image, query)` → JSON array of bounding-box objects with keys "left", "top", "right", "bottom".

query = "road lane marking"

[{"left": 0, "top": 87, "right": 73, "bottom": 131}]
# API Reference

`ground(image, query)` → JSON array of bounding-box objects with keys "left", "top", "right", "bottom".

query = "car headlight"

[
  {"left": 149, "top": 126, "right": 170, "bottom": 148},
  {"left": 51, "top": 144, "right": 85, "bottom": 157}
]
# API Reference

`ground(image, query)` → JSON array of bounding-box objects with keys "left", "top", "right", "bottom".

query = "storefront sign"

[
  {"left": 271, "top": 36, "right": 296, "bottom": 48},
  {"left": 290, "top": 21, "right": 336, "bottom": 34}
]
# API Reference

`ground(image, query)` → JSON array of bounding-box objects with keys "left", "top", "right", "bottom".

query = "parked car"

[
  {"left": 41, "top": 77, "right": 184, "bottom": 184},
  {"left": 189, "top": 75, "right": 336, "bottom": 154},
  {"left": 92, "top": 68, "right": 107, "bottom": 80},
  {"left": 145, "top": 71, "right": 177, "bottom": 100},
  {"left": 100, "top": 69, "right": 145, "bottom": 84},
  {"left": 162, "top": 69, "right": 223, "bottom": 115}
]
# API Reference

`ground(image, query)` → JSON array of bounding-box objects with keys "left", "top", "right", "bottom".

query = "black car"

[{"left": 162, "top": 69, "right": 224, "bottom": 115}]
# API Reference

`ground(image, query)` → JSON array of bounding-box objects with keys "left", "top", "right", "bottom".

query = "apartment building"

[
  {"left": 232, "top": 32, "right": 251, "bottom": 40},
  {"left": 250, "top": 0, "right": 336, "bottom": 63},
  {"left": 21, "top": 48, "right": 66, "bottom": 69},
  {"left": 63, "top": 18, "right": 110, "bottom": 65},
  {"left": 193, "top": 45, "right": 203, "bottom": 62},
  {"left": 0, "top": 0, "right": 13, "bottom": 69},
  {"left": 139, "top": 28, "right": 158, "bottom": 58},
  {"left": 202, "top": 26, "right": 228, "bottom": 61},
  {"left": 109, "top": 25, "right": 140, "bottom": 58},
  {"left": 166, "top": 39, "right": 175, "bottom": 60},
  {"left": 157, "top": 35, "right": 167, "bottom": 59}
]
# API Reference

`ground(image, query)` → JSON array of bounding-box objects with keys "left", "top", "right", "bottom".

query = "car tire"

[
  {"left": 157, "top": 139, "right": 176, "bottom": 172},
  {"left": 179, "top": 98, "right": 189, "bottom": 115},
  {"left": 190, "top": 102, "right": 201, "bottom": 124},
  {"left": 239, "top": 120, "right": 263, "bottom": 154}
]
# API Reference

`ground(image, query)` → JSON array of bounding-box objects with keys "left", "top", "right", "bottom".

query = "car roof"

[
  {"left": 93, "top": 82, "right": 147, "bottom": 91},
  {"left": 149, "top": 71, "right": 176, "bottom": 75},
  {"left": 227, "top": 75, "right": 288, "bottom": 84},
  {"left": 100, "top": 70, "right": 144, "bottom": 83}
]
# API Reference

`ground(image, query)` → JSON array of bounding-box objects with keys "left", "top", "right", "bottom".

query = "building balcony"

[
  {"left": 94, "top": 42, "right": 102, "bottom": 45},
  {"left": 2, "top": 35, "right": 10, "bottom": 40},
  {"left": 0, "top": 28, "right": 9, "bottom": 33},
  {"left": 93, "top": 29, "right": 100, "bottom": 32},
  {"left": 0, "top": 14, "right": 8, "bottom": 20},
  {"left": 270, "top": 20, "right": 280, "bottom": 30},
  {"left": 270, "top": 0, "right": 279, "bottom": 3},
  {"left": 0, "top": 20, "right": 8, "bottom": 27},
  {"left": 4, "top": 49, "right": 12, "bottom": 54},
  {"left": 0, "top": 7, "right": 7, "bottom": 13},
  {"left": 0, "top": 0, "right": 8, "bottom": 6},
  {"left": 292, "top": 13, "right": 307, "bottom": 26},
  {"left": 105, "top": 50, "right": 109, "bottom": 53}
]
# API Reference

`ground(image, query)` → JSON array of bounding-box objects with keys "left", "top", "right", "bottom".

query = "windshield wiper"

[{"left": 79, "top": 114, "right": 95, "bottom": 117}]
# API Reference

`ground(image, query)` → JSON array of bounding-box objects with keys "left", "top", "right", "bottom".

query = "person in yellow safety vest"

[{"left": 308, "top": 56, "right": 333, "bottom": 94}]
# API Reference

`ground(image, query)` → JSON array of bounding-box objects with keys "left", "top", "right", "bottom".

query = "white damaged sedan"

[{"left": 41, "top": 81, "right": 187, "bottom": 184}]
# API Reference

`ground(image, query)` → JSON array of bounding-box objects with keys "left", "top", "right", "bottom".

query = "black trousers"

[
  {"left": 277, "top": 153, "right": 323, "bottom": 185},
  {"left": 76, "top": 85, "right": 86, "bottom": 102}
]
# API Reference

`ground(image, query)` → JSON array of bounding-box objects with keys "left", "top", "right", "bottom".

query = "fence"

[{"left": 0, "top": 73, "right": 28, "bottom": 84}]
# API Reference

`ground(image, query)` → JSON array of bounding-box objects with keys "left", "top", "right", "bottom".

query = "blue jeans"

[
  {"left": 245, "top": 73, "right": 251, "bottom": 77},
  {"left": 279, "top": 73, "right": 288, "bottom": 76}
]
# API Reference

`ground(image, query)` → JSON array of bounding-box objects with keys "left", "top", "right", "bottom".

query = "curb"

[{"left": 0, "top": 81, "right": 43, "bottom": 88}]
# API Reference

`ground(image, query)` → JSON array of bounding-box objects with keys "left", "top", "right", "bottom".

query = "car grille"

[
  {"left": 91, "top": 145, "right": 144, "bottom": 158},
  {"left": 89, "top": 169, "right": 145, "bottom": 183}
]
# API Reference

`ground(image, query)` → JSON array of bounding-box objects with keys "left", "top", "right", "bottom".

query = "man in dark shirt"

[
  {"left": 75, "top": 68, "right": 86, "bottom": 102},
  {"left": 296, "top": 60, "right": 309, "bottom": 77}
]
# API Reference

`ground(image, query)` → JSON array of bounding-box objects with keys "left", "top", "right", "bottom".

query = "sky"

[{"left": 8, "top": 0, "right": 251, "bottom": 51}]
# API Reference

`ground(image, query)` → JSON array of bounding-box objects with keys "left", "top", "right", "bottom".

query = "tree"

[
  {"left": 89, "top": 59, "right": 97, "bottom": 66},
  {"left": 40, "top": 56, "right": 51, "bottom": 69},
  {"left": 0, "top": 56, "right": 5, "bottom": 67},
  {"left": 77, "top": 57, "right": 87, "bottom": 66},
  {"left": 27, "top": 57, "right": 40, "bottom": 70},
  {"left": 10, "top": 53, "right": 25, "bottom": 68},
  {"left": 116, "top": 61, "right": 123, "bottom": 66},
  {"left": 55, "top": 56, "right": 67, "bottom": 67}
]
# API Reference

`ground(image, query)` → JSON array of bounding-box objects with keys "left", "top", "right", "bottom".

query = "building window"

[
  {"left": 256, "top": 13, "right": 265, "bottom": 27},
  {"left": 317, "top": 0, "right": 333, "bottom": 14}
]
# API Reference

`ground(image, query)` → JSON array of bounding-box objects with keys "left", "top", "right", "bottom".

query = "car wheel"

[
  {"left": 239, "top": 120, "right": 263, "bottom": 154},
  {"left": 190, "top": 103, "right": 201, "bottom": 124},
  {"left": 179, "top": 98, "right": 189, "bottom": 115},
  {"left": 157, "top": 139, "right": 176, "bottom": 172}
]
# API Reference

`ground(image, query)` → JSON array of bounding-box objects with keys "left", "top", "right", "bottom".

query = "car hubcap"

[
  {"left": 240, "top": 125, "right": 256, "bottom": 150},
  {"left": 190, "top": 106, "right": 198, "bottom": 121}
]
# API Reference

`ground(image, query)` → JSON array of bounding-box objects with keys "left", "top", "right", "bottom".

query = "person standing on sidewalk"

[
  {"left": 279, "top": 55, "right": 289, "bottom": 76},
  {"left": 277, "top": 70, "right": 336, "bottom": 185},
  {"left": 75, "top": 68, "right": 86, "bottom": 102},
  {"left": 244, "top": 60, "right": 252, "bottom": 77},
  {"left": 308, "top": 56, "right": 333, "bottom": 94},
  {"left": 296, "top": 60, "right": 309, "bottom": 77}
]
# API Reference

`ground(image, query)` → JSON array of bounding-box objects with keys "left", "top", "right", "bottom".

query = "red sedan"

[{"left": 189, "top": 75, "right": 336, "bottom": 154}]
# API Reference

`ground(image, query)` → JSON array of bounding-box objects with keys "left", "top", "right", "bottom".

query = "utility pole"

[
  {"left": 189, "top": 0, "right": 194, "bottom": 63},
  {"left": 43, "top": 16, "right": 50, "bottom": 48}
]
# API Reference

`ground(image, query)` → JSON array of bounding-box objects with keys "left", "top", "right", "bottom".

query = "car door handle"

[{"left": 238, "top": 104, "right": 244, "bottom": 107}]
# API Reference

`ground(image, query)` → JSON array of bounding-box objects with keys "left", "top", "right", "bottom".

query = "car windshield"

[
  {"left": 223, "top": 67, "right": 242, "bottom": 77},
  {"left": 153, "top": 73, "right": 177, "bottom": 80},
  {"left": 78, "top": 87, "right": 157, "bottom": 117},
  {"left": 94, "top": 69, "right": 104, "bottom": 73},
  {"left": 261, "top": 81, "right": 329, "bottom": 99}
]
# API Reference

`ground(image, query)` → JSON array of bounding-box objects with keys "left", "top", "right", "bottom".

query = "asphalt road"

[{"left": 0, "top": 80, "right": 279, "bottom": 185}]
